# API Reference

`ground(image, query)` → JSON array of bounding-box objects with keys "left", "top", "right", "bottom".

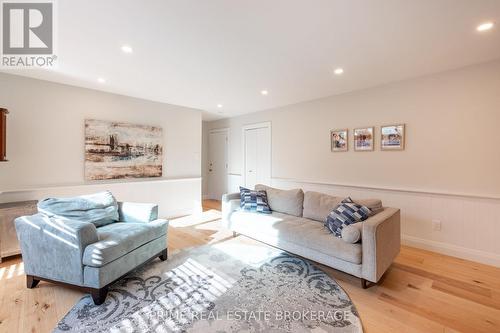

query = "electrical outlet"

[{"left": 432, "top": 219, "right": 442, "bottom": 231}]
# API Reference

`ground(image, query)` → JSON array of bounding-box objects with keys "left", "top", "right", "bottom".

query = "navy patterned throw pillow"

[
  {"left": 239, "top": 187, "right": 272, "bottom": 214},
  {"left": 325, "top": 197, "right": 372, "bottom": 237}
]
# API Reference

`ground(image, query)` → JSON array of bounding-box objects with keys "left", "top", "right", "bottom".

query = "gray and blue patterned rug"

[{"left": 55, "top": 238, "right": 363, "bottom": 332}]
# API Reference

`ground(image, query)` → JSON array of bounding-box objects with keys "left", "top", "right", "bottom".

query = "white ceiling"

[{"left": 2, "top": 0, "right": 500, "bottom": 120}]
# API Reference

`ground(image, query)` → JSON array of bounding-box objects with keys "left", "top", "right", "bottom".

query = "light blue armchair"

[{"left": 15, "top": 193, "right": 168, "bottom": 305}]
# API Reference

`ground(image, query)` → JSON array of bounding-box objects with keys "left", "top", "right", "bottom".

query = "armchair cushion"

[
  {"left": 37, "top": 191, "right": 119, "bottom": 227},
  {"left": 82, "top": 219, "right": 168, "bottom": 268},
  {"left": 118, "top": 202, "right": 158, "bottom": 223}
]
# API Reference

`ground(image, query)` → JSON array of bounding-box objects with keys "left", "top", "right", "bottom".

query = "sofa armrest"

[
  {"left": 222, "top": 192, "right": 241, "bottom": 202},
  {"left": 14, "top": 213, "right": 98, "bottom": 285},
  {"left": 361, "top": 207, "right": 401, "bottom": 282},
  {"left": 118, "top": 202, "right": 159, "bottom": 223},
  {"left": 222, "top": 193, "right": 241, "bottom": 229},
  {"left": 149, "top": 218, "right": 170, "bottom": 234}
]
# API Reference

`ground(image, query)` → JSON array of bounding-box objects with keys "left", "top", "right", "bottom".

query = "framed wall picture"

[
  {"left": 354, "top": 127, "right": 374, "bottom": 151},
  {"left": 381, "top": 124, "right": 405, "bottom": 150},
  {"left": 331, "top": 129, "right": 348, "bottom": 152}
]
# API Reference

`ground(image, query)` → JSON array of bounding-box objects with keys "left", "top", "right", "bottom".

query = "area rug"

[{"left": 55, "top": 238, "right": 363, "bottom": 332}]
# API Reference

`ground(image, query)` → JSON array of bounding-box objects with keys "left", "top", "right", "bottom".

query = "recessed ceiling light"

[
  {"left": 121, "top": 45, "right": 133, "bottom": 53},
  {"left": 97, "top": 77, "right": 106, "bottom": 83},
  {"left": 477, "top": 22, "right": 494, "bottom": 32},
  {"left": 334, "top": 68, "right": 344, "bottom": 75},
  {"left": 261, "top": 90, "right": 269, "bottom": 95},
  {"left": 217, "top": 104, "right": 223, "bottom": 108}
]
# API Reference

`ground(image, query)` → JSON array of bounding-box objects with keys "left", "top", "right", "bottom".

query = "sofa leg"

[
  {"left": 90, "top": 287, "right": 108, "bottom": 305},
  {"left": 232, "top": 231, "right": 237, "bottom": 237},
  {"left": 361, "top": 278, "right": 368, "bottom": 289},
  {"left": 159, "top": 249, "right": 168, "bottom": 261},
  {"left": 27, "top": 275, "right": 40, "bottom": 289}
]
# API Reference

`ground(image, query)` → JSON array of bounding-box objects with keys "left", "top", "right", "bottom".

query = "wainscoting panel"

[
  {"left": 271, "top": 178, "right": 500, "bottom": 267},
  {"left": 0, "top": 177, "right": 203, "bottom": 218}
]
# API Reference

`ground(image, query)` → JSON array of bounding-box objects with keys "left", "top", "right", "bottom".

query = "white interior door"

[
  {"left": 245, "top": 129, "right": 258, "bottom": 189},
  {"left": 244, "top": 124, "right": 271, "bottom": 189},
  {"left": 208, "top": 130, "right": 228, "bottom": 200}
]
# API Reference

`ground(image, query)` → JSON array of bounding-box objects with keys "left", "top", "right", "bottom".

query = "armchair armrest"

[
  {"left": 361, "top": 207, "right": 401, "bottom": 282},
  {"left": 222, "top": 193, "right": 241, "bottom": 229},
  {"left": 14, "top": 213, "right": 98, "bottom": 285},
  {"left": 118, "top": 202, "right": 159, "bottom": 223}
]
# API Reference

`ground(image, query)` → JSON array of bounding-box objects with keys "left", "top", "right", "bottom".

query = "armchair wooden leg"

[
  {"left": 90, "top": 287, "right": 108, "bottom": 305},
  {"left": 159, "top": 249, "right": 168, "bottom": 261},
  {"left": 27, "top": 275, "right": 40, "bottom": 289},
  {"left": 361, "top": 278, "right": 368, "bottom": 289}
]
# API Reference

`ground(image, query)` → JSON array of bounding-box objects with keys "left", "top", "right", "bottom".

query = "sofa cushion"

[
  {"left": 303, "top": 191, "right": 383, "bottom": 222},
  {"left": 341, "top": 222, "right": 363, "bottom": 243},
  {"left": 326, "top": 198, "right": 371, "bottom": 237},
  {"left": 38, "top": 191, "right": 119, "bottom": 227},
  {"left": 229, "top": 210, "right": 361, "bottom": 264},
  {"left": 303, "top": 191, "right": 344, "bottom": 222},
  {"left": 255, "top": 184, "right": 304, "bottom": 217},
  {"left": 240, "top": 187, "right": 271, "bottom": 214},
  {"left": 83, "top": 220, "right": 168, "bottom": 267},
  {"left": 354, "top": 198, "right": 383, "bottom": 214}
]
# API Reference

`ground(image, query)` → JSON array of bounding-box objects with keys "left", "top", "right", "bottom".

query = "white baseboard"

[
  {"left": 202, "top": 194, "right": 211, "bottom": 200},
  {"left": 402, "top": 235, "right": 500, "bottom": 267}
]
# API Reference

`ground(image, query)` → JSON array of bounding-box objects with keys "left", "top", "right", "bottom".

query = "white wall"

[
  {"left": 0, "top": 73, "right": 202, "bottom": 217},
  {"left": 204, "top": 59, "right": 500, "bottom": 266}
]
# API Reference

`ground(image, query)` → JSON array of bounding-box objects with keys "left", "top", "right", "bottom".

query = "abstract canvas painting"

[{"left": 85, "top": 119, "right": 163, "bottom": 180}]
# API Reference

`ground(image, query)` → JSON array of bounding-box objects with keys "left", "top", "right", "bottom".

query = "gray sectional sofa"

[{"left": 222, "top": 184, "right": 401, "bottom": 287}]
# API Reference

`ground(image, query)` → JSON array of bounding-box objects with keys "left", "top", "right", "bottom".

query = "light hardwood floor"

[{"left": 1, "top": 199, "right": 499, "bottom": 332}]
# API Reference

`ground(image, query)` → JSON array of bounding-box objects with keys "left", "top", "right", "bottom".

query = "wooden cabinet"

[{"left": 0, "top": 200, "right": 38, "bottom": 262}]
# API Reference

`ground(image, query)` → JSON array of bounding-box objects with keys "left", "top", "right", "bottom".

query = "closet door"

[
  {"left": 244, "top": 128, "right": 258, "bottom": 189},
  {"left": 244, "top": 124, "right": 271, "bottom": 189}
]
